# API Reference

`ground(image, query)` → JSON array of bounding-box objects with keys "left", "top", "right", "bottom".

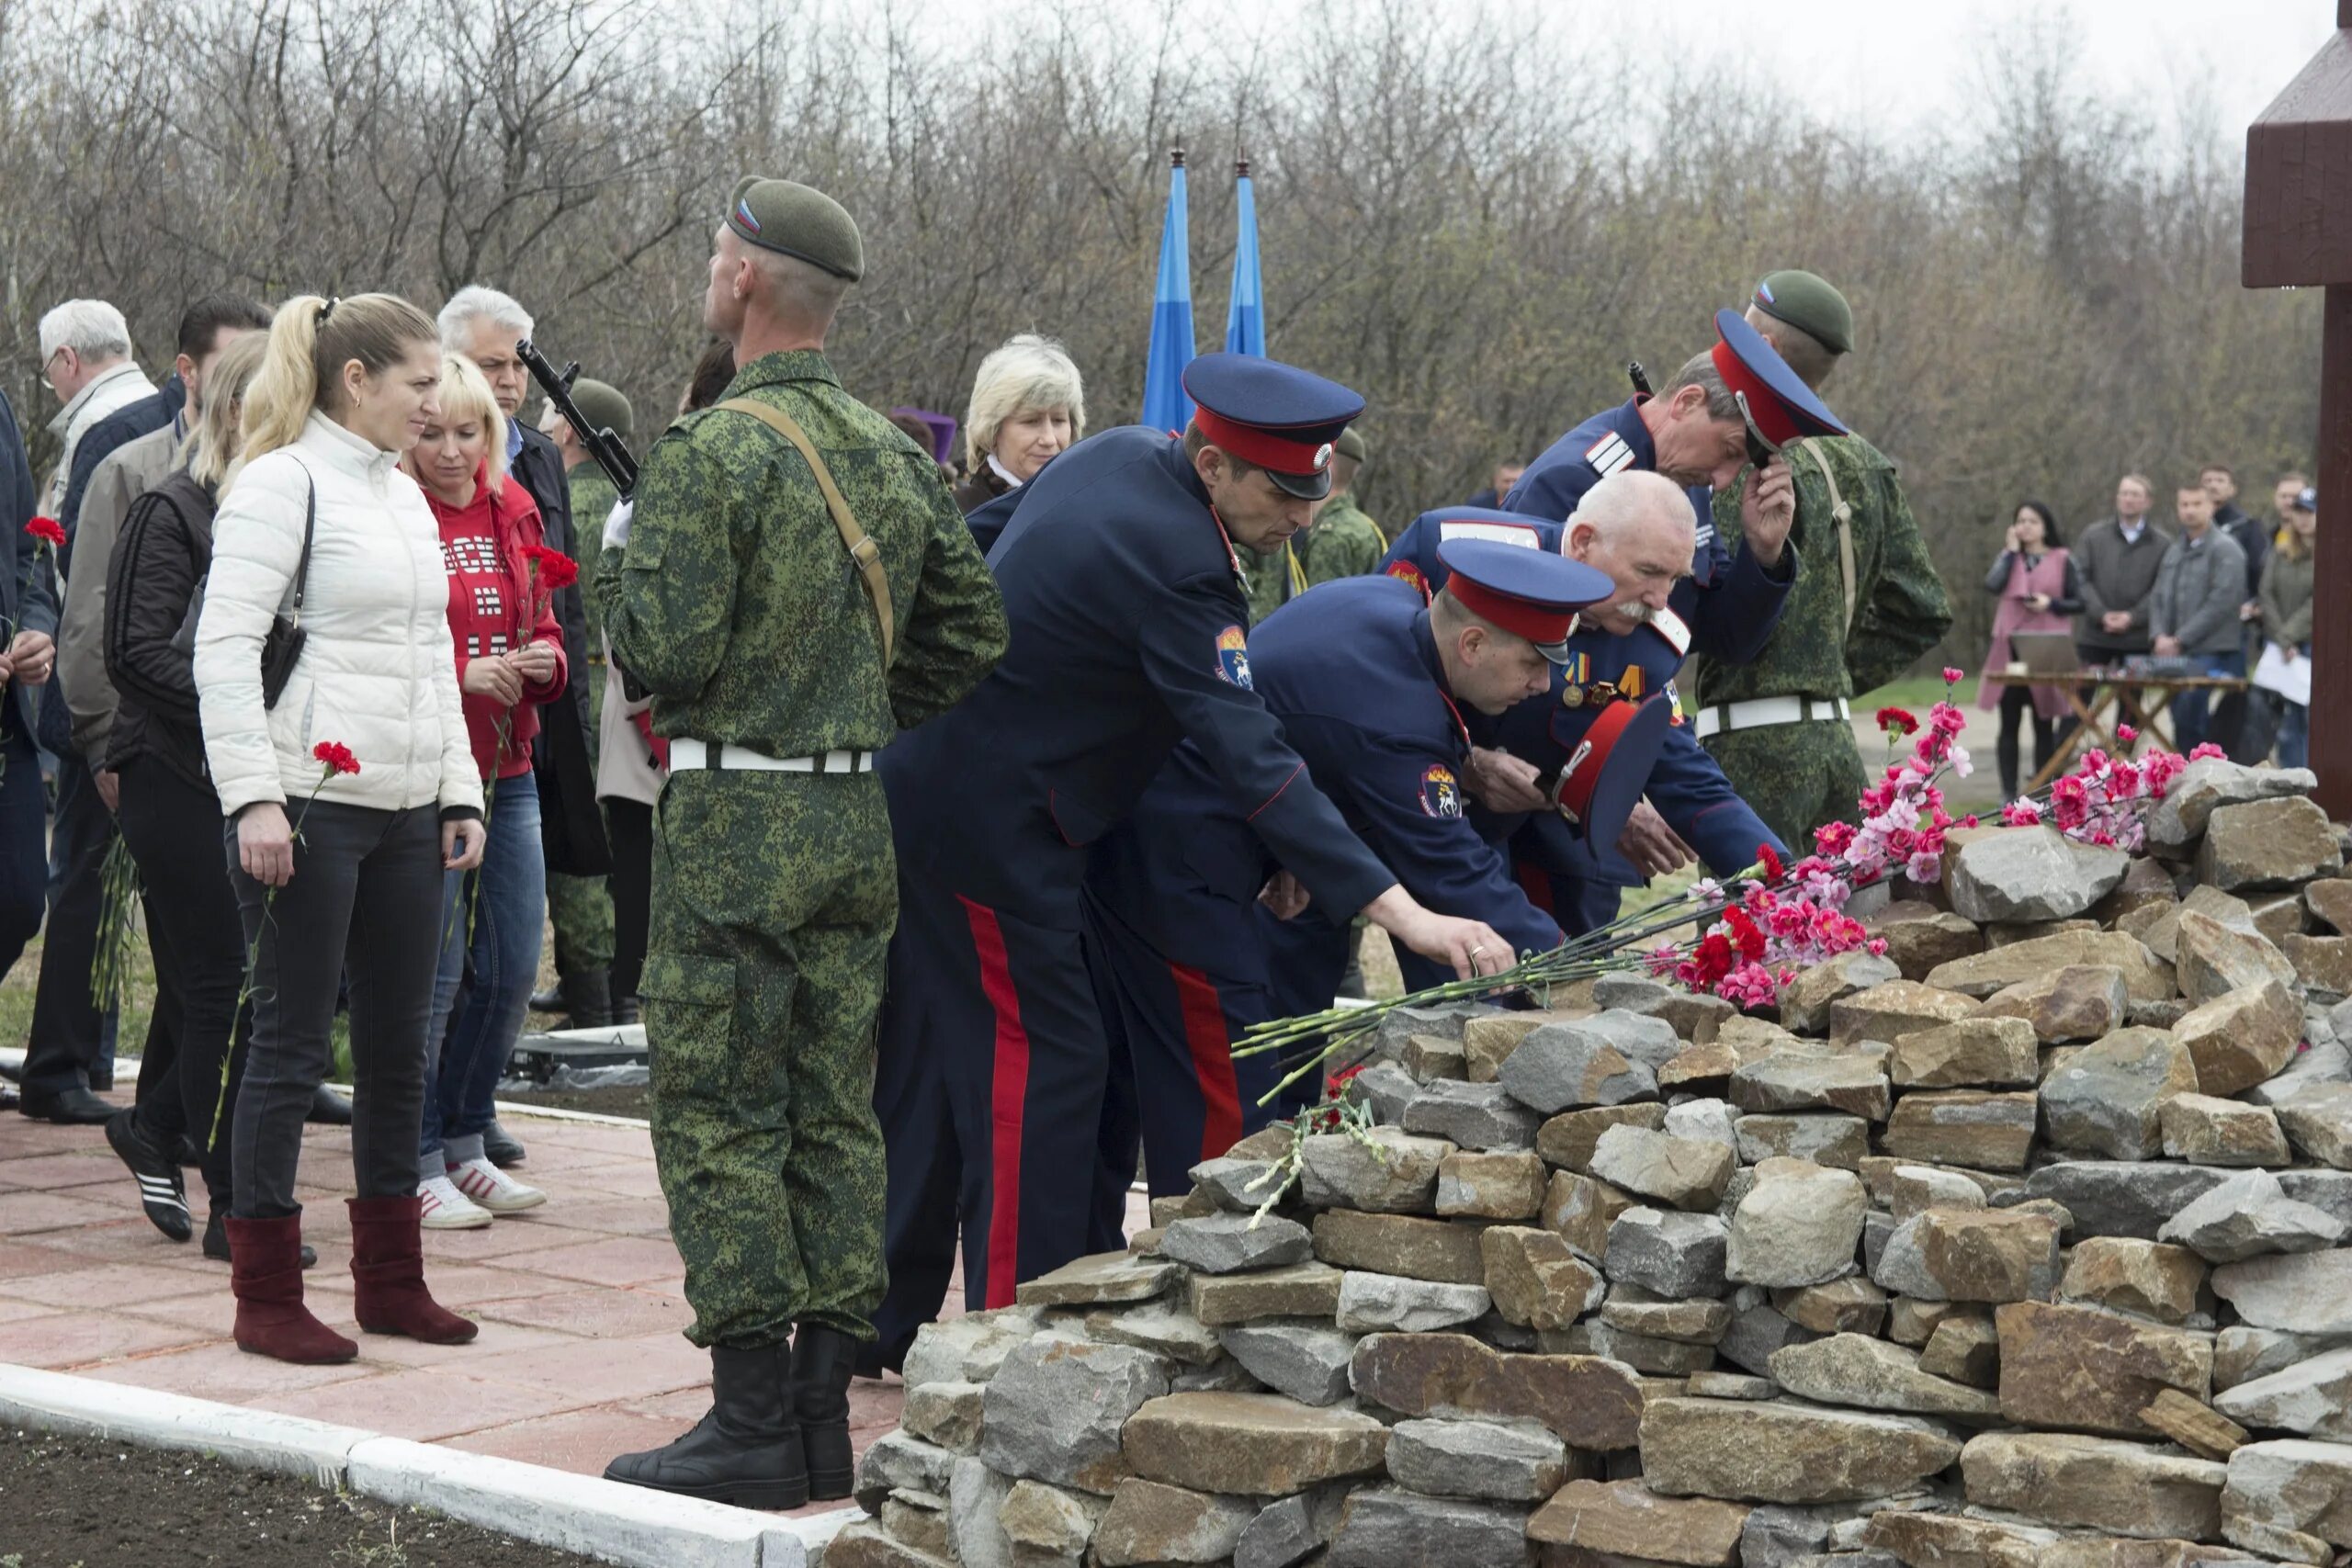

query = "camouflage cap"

[
  {"left": 1335, "top": 426, "right": 1368, "bottom": 465},
  {"left": 1751, "top": 270, "right": 1853, "bottom": 356},
  {"left": 728, "top": 176, "right": 864, "bottom": 283},
  {"left": 566, "top": 377, "right": 634, "bottom": 444}
]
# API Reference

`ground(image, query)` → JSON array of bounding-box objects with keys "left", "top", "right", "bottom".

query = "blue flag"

[
  {"left": 1225, "top": 165, "right": 1265, "bottom": 357},
  {"left": 1141, "top": 155, "right": 1195, "bottom": 434}
]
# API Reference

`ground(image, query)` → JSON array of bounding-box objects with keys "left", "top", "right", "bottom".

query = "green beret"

[
  {"left": 728, "top": 175, "right": 864, "bottom": 283},
  {"left": 566, "top": 378, "right": 633, "bottom": 445},
  {"left": 1335, "top": 426, "right": 1368, "bottom": 465},
  {"left": 1752, "top": 270, "right": 1853, "bottom": 355}
]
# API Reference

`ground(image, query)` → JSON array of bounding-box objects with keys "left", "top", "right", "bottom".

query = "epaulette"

[
  {"left": 1584, "top": 431, "right": 1636, "bottom": 478},
  {"left": 1437, "top": 519, "right": 1544, "bottom": 548},
  {"left": 1645, "top": 607, "right": 1692, "bottom": 660}
]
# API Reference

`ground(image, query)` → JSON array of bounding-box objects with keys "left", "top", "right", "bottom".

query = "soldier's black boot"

[
  {"left": 792, "top": 1323, "right": 859, "bottom": 1500},
  {"left": 605, "top": 1344, "right": 808, "bottom": 1508},
  {"left": 559, "top": 968, "right": 614, "bottom": 1031}
]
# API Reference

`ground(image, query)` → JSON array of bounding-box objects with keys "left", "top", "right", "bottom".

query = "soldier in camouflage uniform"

[
  {"left": 597, "top": 177, "right": 1007, "bottom": 1510},
  {"left": 537, "top": 379, "right": 630, "bottom": 1025},
  {"left": 1240, "top": 426, "right": 1387, "bottom": 623},
  {"left": 1696, "top": 272, "right": 1952, "bottom": 848}
]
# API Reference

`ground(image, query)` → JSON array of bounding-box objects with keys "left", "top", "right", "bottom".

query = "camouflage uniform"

[
  {"left": 547, "top": 458, "right": 622, "bottom": 978},
  {"left": 1698, "top": 435, "right": 1951, "bottom": 848},
  {"left": 596, "top": 349, "right": 1007, "bottom": 1348},
  {"left": 1238, "top": 491, "right": 1388, "bottom": 626}
]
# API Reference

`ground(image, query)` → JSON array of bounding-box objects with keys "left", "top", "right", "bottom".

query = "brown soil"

[
  {"left": 0, "top": 1428, "right": 605, "bottom": 1567},
  {"left": 499, "top": 1084, "right": 650, "bottom": 1121}
]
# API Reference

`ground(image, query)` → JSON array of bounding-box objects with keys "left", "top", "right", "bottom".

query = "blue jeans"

[
  {"left": 420, "top": 772, "right": 545, "bottom": 1158},
  {"left": 2170, "top": 647, "right": 2246, "bottom": 754}
]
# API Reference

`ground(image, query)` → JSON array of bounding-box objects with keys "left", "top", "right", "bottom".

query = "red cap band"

[
  {"left": 1193, "top": 404, "right": 1335, "bottom": 478},
  {"left": 1555, "top": 696, "right": 1640, "bottom": 824},
  {"left": 1447, "top": 575, "right": 1577, "bottom": 649},
  {"left": 1711, "top": 337, "right": 1797, "bottom": 448}
]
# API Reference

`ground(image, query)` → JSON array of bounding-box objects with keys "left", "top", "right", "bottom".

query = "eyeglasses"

[{"left": 38, "top": 346, "right": 67, "bottom": 387}]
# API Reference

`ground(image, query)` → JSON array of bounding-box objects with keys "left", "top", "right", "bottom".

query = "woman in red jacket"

[{"left": 402, "top": 355, "right": 567, "bottom": 1227}]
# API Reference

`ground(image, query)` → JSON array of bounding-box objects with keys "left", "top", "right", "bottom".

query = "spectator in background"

[
  {"left": 2274, "top": 470, "right": 2310, "bottom": 540},
  {"left": 2203, "top": 463, "right": 2266, "bottom": 645},
  {"left": 2150, "top": 482, "right": 2248, "bottom": 752},
  {"left": 888, "top": 409, "right": 956, "bottom": 488},
  {"left": 529, "top": 376, "right": 633, "bottom": 1032},
  {"left": 195, "top": 292, "right": 485, "bottom": 1365},
  {"left": 98, "top": 331, "right": 271, "bottom": 1255},
  {"left": 0, "top": 383, "right": 61, "bottom": 1116},
  {"left": 1977, "top": 501, "right": 2080, "bottom": 800},
  {"left": 439, "top": 288, "right": 610, "bottom": 1161},
  {"left": 36, "top": 299, "right": 155, "bottom": 518},
  {"left": 402, "top": 355, "right": 561, "bottom": 1229},
  {"left": 2258, "top": 486, "right": 2316, "bottom": 770},
  {"left": 2073, "top": 473, "right": 2171, "bottom": 673},
  {"left": 952, "top": 334, "right": 1085, "bottom": 515},
  {"left": 598, "top": 342, "right": 730, "bottom": 1025},
  {"left": 1465, "top": 458, "right": 1526, "bottom": 513}
]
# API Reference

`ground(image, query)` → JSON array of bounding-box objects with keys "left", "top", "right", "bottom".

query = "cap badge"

[
  {"left": 734, "top": 197, "right": 763, "bottom": 234},
  {"left": 1313, "top": 442, "right": 1334, "bottom": 470},
  {"left": 1757, "top": 279, "right": 1776, "bottom": 303}
]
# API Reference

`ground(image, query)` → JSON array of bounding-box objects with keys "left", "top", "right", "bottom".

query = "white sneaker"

[
  {"left": 447, "top": 1156, "right": 547, "bottom": 1214},
  {"left": 419, "top": 1173, "right": 494, "bottom": 1229}
]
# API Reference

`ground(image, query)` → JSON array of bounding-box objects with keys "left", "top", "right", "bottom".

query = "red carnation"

[
  {"left": 311, "top": 740, "right": 361, "bottom": 776},
  {"left": 25, "top": 515, "right": 64, "bottom": 548},
  {"left": 1757, "top": 844, "right": 1785, "bottom": 883},
  {"left": 1941, "top": 666, "right": 1964, "bottom": 684},
  {"left": 1875, "top": 705, "right": 1918, "bottom": 737},
  {"left": 525, "top": 544, "right": 580, "bottom": 591},
  {"left": 1724, "top": 907, "right": 1769, "bottom": 964}
]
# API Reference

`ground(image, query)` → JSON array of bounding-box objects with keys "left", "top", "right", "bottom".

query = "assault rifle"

[{"left": 517, "top": 339, "right": 638, "bottom": 499}]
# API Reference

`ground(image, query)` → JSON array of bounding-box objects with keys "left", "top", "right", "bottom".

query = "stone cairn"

[{"left": 826, "top": 760, "right": 2352, "bottom": 1568}]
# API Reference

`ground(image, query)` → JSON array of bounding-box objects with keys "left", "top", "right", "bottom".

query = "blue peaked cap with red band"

[
  {"left": 1711, "top": 308, "right": 1846, "bottom": 448},
  {"left": 1182, "top": 352, "right": 1364, "bottom": 500},
  {"left": 1435, "top": 539, "right": 1614, "bottom": 662}
]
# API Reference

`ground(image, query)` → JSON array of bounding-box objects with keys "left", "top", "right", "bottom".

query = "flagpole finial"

[
  {"left": 1236, "top": 156, "right": 1250, "bottom": 178},
  {"left": 1170, "top": 148, "right": 1186, "bottom": 169}
]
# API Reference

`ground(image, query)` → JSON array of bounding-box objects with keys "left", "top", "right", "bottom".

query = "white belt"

[
  {"left": 668, "top": 739, "right": 877, "bottom": 773},
  {"left": 1692, "top": 696, "right": 1850, "bottom": 740}
]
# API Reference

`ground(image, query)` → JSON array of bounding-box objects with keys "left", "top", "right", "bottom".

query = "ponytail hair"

[
  {"left": 233, "top": 292, "right": 438, "bottom": 483},
  {"left": 184, "top": 331, "right": 270, "bottom": 491}
]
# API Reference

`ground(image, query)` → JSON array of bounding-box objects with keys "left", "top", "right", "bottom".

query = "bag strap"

[
  {"left": 285, "top": 458, "right": 318, "bottom": 627},
  {"left": 717, "top": 397, "right": 895, "bottom": 668},
  {"left": 1798, "top": 437, "right": 1855, "bottom": 635}
]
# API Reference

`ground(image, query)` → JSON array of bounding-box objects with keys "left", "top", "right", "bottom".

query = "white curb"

[{"left": 0, "top": 1361, "right": 862, "bottom": 1566}]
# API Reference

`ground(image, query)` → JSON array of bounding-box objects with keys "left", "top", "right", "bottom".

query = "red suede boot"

[
  {"left": 349, "top": 1195, "right": 479, "bottom": 1344},
  {"left": 227, "top": 1214, "right": 357, "bottom": 1364}
]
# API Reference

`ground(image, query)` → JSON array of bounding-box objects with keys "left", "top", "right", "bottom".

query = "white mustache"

[{"left": 1613, "top": 600, "right": 1653, "bottom": 624}]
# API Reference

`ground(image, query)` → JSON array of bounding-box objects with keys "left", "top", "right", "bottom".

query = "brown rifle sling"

[{"left": 718, "top": 397, "right": 897, "bottom": 668}]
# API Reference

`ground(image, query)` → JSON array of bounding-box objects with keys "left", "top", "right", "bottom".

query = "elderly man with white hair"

[
  {"left": 435, "top": 286, "right": 613, "bottom": 1166},
  {"left": 36, "top": 299, "right": 154, "bottom": 518}
]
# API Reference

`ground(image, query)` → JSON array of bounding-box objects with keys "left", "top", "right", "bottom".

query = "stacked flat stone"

[{"left": 825, "top": 760, "right": 2352, "bottom": 1568}]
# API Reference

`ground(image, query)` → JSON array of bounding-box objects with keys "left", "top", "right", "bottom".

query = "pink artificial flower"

[
  {"left": 1907, "top": 849, "right": 1944, "bottom": 883},
  {"left": 1815, "top": 821, "right": 1856, "bottom": 856},
  {"left": 1866, "top": 938, "right": 1889, "bottom": 957},
  {"left": 2189, "top": 742, "right": 2226, "bottom": 761},
  {"left": 1942, "top": 666, "right": 1964, "bottom": 684},
  {"left": 2116, "top": 723, "right": 2138, "bottom": 744}
]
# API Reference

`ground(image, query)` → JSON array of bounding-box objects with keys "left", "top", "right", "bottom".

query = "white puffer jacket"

[{"left": 197, "top": 412, "right": 482, "bottom": 820}]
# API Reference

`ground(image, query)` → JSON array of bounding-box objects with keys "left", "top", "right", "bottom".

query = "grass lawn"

[{"left": 1856, "top": 672, "right": 1979, "bottom": 715}]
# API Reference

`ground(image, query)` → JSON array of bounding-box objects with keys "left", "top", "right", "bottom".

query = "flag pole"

[
  {"left": 1140, "top": 148, "right": 1197, "bottom": 434},
  {"left": 1225, "top": 155, "right": 1266, "bottom": 358}
]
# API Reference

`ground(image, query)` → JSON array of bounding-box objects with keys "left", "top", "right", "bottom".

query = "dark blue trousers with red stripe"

[{"left": 1081, "top": 889, "right": 1306, "bottom": 1209}]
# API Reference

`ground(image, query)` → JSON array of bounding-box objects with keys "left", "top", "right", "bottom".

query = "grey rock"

[
  {"left": 1092, "top": 1478, "right": 1254, "bottom": 1566},
  {"left": 1188, "top": 1155, "right": 1285, "bottom": 1213},
  {"left": 1664, "top": 1097, "right": 1743, "bottom": 1155},
  {"left": 1085, "top": 1302, "right": 1226, "bottom": 1366},
  {"left": 1334, "top": 1270, "right": 1490, "bottom": 1333},
  {"left": 2278, "top": 1083, "right": 2352, "bottom": 1168},
  {"left": 1497, "top": 1021, "right": 1659, "bottom": 1112},
  {"left": 2278, "top": 1168, "right": 2352, "bottom": 1231},
  {"left": 1736, "top": 1113, "right": 1871, "bottom": 1171},
  {"left": 978, "top": 1337, "right": 1171, "bottom": 1492},
  {"left": 1375, "top": 1003, "right": 1476, "bottom": 1053},
  {"left": 1216, "top": 1320, "right": 1360, "bottom": 1407},
  {"left": 2248, "top": 1039, "right": 2352, "bottom": 1109},
  {"left": 2159, "top": 1168, "right": 2348, "bottom": 1263},
  {"left": 2147, "top": 757, "right": 2316, "bottom": 849},
  {"left": 2039, "top": 1026, "right": 2200, "bottom": 1160},
  {"left": 1157, "top": 1212, "right": 1313, "bottom": 1275},
  {"left": 1593, "top": 973, "right": 1675, "bottom": 1010},
  {"left": 1884, "top": 1165, "right": 1988, "bottom": 1222},
  {"left": 1726, "top": 1157, "right": 1868, "bottom": 1289},
  {"left": 1948, "top": 826, "right": 2132, "bottom": 924},
  {"left": 2200, "top": 795, "right": 2344, "bottom": 890},
  {"left": 948, "top": 1455, "right": 1014, "bottom": 1568},
  {"left": 1574, "top": 1008, "right": 1689, "bottom": 1072},
  {"left": 856, "top": 1430, "right": 958, "bottom": 1513},
  {"left": 2221, "top": 1438, "right": 2352, "bottom": 1551},
  {"left": 1233, "top": 1485, "right": 1346, "bottom": 1568},
  {"left": 1730, "top": 1054, "right": 1893, "bottom": 1121},
  {"left": 1401, "top": 1079, "right": 1544, "bottom": 1152},
  {"left": 1327, "top": 1486, "right": 1532, "bottom": 1568},
  {"left": 903, "top": 1305, "right": 1045, "bottom": 1389},
  {"left": 1168, "top": 1356, "right": 1262, "bottom": 1393},
  {"left": 1605, "top": 1206, "right": 1730, "bottom": 1298},
  {"left": 2215, "top": 1325, "right": 2352, "bottom": 1391},
  {"left": 2177, "top": 910, "right": 2302, "bottom": 1008},
  {"left": 1385, "top": 1416, "right": 1572, "bottom": 1502},
  {"left": 1342, "top": 1061, "right": 1419, "bottom": 1124},
  {"left": 1720, "top": 1296, "right": 1821, "bottom": 1378},
  {"left": 1781, "top": 952, "right": 1906, "bottom": 1035},
  {"left": 1769, "top": 1332, "right": 2004, "bottom": 1417},
  {"left": 2133, "top": 884, "right": 2257, "bottom": 965},
  {"left": 1589, "top": 1122, "right": 1736, "bottom": 1212},
  {"left": 2018, "top": 1161, "right": 2233, "bottom": 1240},
  {"left": 2211, "top": 1247, "right": 2352, "bottom": 1334},
  {"left": 1298, "top": 1126, "right": 1452, "bottom": 1213},
  {"left": 2214, "top": 1347, "right": 2352, "bottom": 1440}
]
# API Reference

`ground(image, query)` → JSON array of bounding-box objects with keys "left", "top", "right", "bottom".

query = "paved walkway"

[{"left": 0, "top": 1100, "right": 1031, "bottom": 1520}]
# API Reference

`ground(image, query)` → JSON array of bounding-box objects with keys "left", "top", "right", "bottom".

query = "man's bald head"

[{"left": 1562, "top": 469, "right": 1695, "bottom": 636}]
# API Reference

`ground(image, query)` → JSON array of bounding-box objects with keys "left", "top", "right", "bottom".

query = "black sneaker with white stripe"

[{"left": 106, "top": 1108, "right": 191, "bottom": 1243}]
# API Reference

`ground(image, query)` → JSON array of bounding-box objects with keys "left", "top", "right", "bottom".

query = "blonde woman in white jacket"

[{"left": 195, "top": 293, "right": 487, "bottom": 1366}]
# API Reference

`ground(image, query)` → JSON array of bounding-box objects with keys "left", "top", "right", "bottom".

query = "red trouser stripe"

[
  {"left": 957, "top": 897, "right": 1030, "bottom": 1310},
  {"left": 1169, "top": 963, "right": 1243, "bottom": 1163}
]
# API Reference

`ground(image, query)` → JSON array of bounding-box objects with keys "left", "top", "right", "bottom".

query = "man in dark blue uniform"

[
  {"left": 1082, "top": 541, "right": 1654, "bottom": 1196},
  {"left": 865, "top": 355, "right": 1517, "bottom": 1371},
  {"left": 1385, "top": 471, "right": 1788, "bottom": 935}
]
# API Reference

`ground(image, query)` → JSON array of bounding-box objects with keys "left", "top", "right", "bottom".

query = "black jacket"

[
  {"left": 0, "top": 388, "right": 57, "bottom": 743},
  {"left": 513, "top": 423, "right": 612, "bottom": 876},
  {"left": 101, "top": 467, "right": 214, "bottom": 790}
]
